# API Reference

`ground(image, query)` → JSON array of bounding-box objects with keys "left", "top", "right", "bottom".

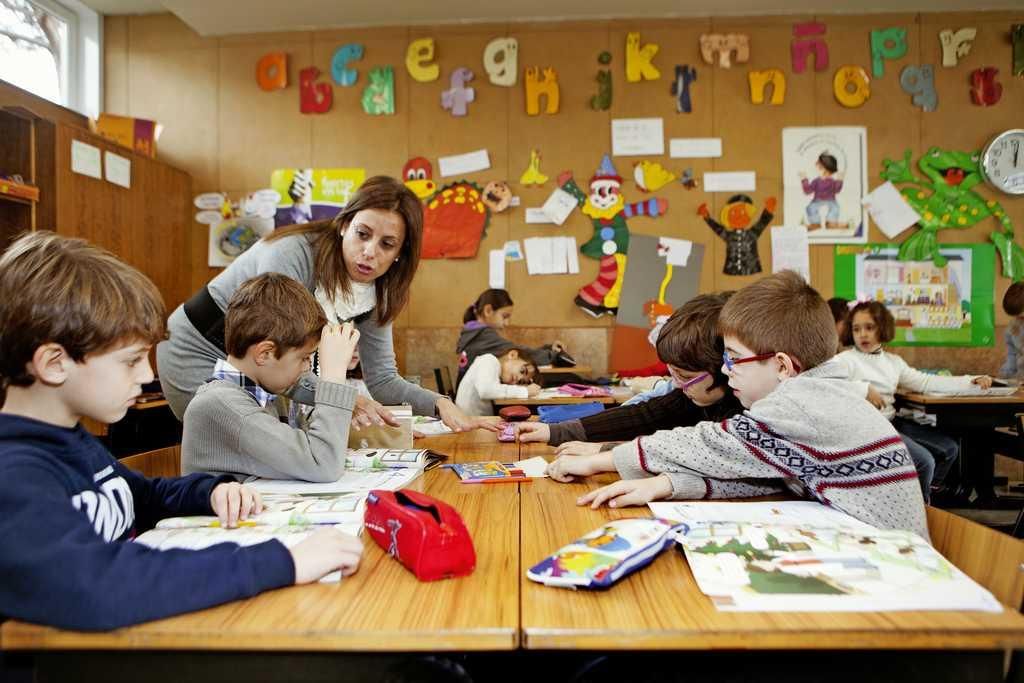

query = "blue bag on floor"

[{"left": 537, "top": 402, "right": 604, "bottom": 423}]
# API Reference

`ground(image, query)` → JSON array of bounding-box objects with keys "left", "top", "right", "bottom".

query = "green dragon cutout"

[{"left": 881, "top": 146, "right": 1022, "bottom": 281}]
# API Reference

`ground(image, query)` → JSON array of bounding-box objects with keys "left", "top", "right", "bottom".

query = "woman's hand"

[
  {"left": 436, "top": 397, "right": 499, "bottom": 432},
  {"left": 351, "top": 395, "right": 398, "bottom": 431},
  {"left": 973, "top": 375, "right": 994, "bottom": 390}
]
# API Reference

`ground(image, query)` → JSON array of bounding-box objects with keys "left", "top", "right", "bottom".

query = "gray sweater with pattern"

[{"left": 611, "top": 359, "right": 929, "bottom": 538}]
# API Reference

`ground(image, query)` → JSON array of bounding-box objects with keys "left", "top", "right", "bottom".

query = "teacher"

[{"left": 157, "top": 175, "right": 489, "bottom": 433}]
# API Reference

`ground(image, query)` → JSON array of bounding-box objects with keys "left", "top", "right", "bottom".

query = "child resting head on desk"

[
  {"left": 833, "top": 300, "right": 992, "bottom": 502},
  {"left": 546, "top": 271, "right": 929, "bottom": 539},
  {"left": 182, "top": 272, "right": 363, "bottom": 483},
  {"left": 517, "top": 292, "right": 743, "bottom": 452},
  {"left": 456, "top": 288, "right": 567, "bottom": 387},
  {"left": 0, "top": 233, "right": 362, "bottom": 631},
  {"left": 455, "top": 348, "right": 541, "bottom": 416}
]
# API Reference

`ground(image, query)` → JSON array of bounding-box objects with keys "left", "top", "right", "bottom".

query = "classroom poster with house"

[{"left": 833, "top": 244, "right": 996, "bottom": 346}]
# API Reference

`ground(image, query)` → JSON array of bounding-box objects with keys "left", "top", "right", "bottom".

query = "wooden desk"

[
  {"left": 494, "top": 388, "right": 632, "bottom": 407},
  {"left": 538, "top": 364, "right": 592, "bottom": 376},
  {"left": 520, "top": 492, "right": 1024, "bottom": 652},
  {"left": 896, "top": 391, "right": 1024, "bottom": 506},
  {"left": 1, "top": 433, "right": 522, "bottom": 654}
]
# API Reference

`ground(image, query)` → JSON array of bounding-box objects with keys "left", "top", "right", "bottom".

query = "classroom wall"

[{"left": 103, "top": 11, "right": 1024, "bottom": 380}]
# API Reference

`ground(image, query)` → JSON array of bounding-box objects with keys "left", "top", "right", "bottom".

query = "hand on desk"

[
  {"left": 555, "top": 441, "right": 604, "bottom": 457},
  {"left": 546, "top": 451, "right": 614, "bottom": 482},
  {"left": 437, "top": 397, "right": 500, "bottom": 432},
  {"left": 210, "top": 481, "right": 264, "bottom": 528},
  {"left": 577, "top": 474, "right": 673, "bottom": 509},
  {"left": 865, "top": 385, "right": 886, "bottom": 410},
  {"left": 526, "top": 383, "right": 542, "bottom": 398},
  {"left": 516, "top": 422, "right": 549, "bottom": 443},
  {"left": 973, "top": 375, "right": 994, "bottom": 390},
  {"left": 291, "top": 527, "right": 364, "bottom": 583}
]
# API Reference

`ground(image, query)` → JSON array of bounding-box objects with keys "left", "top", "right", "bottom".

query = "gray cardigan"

[
  {"left": 181, "top": 376, "right": 356, "bottom": 482},
  {"left": 157, "top": 233, "right": 441, "bottom": 419}
]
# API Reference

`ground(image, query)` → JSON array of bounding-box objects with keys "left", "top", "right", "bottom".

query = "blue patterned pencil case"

[{"left": 526, "top": 517, "right": 682, "bottom": 589}]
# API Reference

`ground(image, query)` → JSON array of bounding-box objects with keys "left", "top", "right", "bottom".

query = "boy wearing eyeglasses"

[{"left": 547, "top": 271, "right": 928, "bottom": 538}]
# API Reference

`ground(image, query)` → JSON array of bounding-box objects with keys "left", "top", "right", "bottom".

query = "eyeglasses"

[
  {"left": 676, "top": 371, "right": 710, "bottom": 390},
  {"left": 722, "top": 351, "right": 802, "bottom": 373}
]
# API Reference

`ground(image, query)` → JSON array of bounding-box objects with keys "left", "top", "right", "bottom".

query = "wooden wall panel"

[{"left": 104, "top": 11, "right": 1024, "bottom": 375}]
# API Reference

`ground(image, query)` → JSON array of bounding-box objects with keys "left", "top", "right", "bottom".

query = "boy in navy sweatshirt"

[{"left": 0, "top": 232, "right": 363, "bottom": 631}]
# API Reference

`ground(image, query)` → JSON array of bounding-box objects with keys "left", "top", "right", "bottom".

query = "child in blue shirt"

[{"left": 0, "top": 232, "right": 362, "bottom": 631}]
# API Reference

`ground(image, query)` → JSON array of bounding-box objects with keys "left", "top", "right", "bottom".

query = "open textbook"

[
  {"left": 345, "top": 447, "right": 446, "bottom": 471},
  {"left": 134, "top": 491, "right": 368, "bottom": 583},
  {"left": 649, "top": 501, "right": 1002, "bottom": 613}
]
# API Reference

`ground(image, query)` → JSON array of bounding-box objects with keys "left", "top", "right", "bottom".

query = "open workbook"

[{"left": 648, "top": 500, "right": 1002, "bottom": 613}]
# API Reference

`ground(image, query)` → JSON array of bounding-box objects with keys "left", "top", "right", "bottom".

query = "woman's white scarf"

[{"left": 314, "top": 281, "right": 376, "bottom": 324}]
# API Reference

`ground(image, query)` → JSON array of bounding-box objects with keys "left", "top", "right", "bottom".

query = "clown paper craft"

[{"left": 699, "top": 194, "right": 776, "bottom": 276}]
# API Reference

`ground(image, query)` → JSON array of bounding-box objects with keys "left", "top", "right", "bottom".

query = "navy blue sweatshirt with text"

[{"left": 0, "top": 414, "right": 295, "bottom": 631}]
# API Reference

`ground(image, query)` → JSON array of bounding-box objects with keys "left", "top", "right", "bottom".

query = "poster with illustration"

[
  {"left": 833, "top": 243, "right": 995, "bottom": 346},
  {"left": 783, "top": 127, "right": 868, "bottom": 244},
  {"left": 270, "top": 168, "right": 366, "bottom": 228},
  {"left": 208, "top": 215, "right": 275, "bottom": 267},
  {"left": 611, "top": 235, "right": 704, "bottom": 370}
]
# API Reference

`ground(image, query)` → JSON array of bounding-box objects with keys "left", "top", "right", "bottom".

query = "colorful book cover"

[{"left": 446, "top": 461, "right": 528, "bottom": 483}]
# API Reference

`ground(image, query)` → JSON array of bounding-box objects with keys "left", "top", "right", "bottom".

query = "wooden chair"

[
  {"left": 433, "top": 366, "right": 455, "bottom": 400},
  {"left": 927, "top": 506, "right": 1024, "bottom": 611},
  {"left": 118, "top": 444, "right": 181, "bottom": 479}
]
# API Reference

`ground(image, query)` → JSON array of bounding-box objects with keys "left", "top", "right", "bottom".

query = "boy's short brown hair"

[
  {"left": 844, "top": 301, "right": 896, "bottom": 345},
  {"left": 0, "top": 232, "right": 166, "bottom": 389},
  {"left": 656, "top": 292, "right": 733, "bottom": 388},
  {"left": 224, "top": 273, "right": 327, "bottom": 358},
  {"left": 1004, "top": 283, "right": 1024, "bottom": 317},
  {"left": 718, "top": 271, "right": 837, "bottom": 372}
]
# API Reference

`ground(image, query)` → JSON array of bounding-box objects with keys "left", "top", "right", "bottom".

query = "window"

[{"left": 0, "top": 0, "right": 100, "bottom": 117}]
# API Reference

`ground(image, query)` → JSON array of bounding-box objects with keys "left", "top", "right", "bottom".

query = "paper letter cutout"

[
  {"left": 406, "top": 38, "right": 439, "bottom": 82},
  {"left": 524, "top": 67, "right": 559, "bottom": 116},
  {"left": 331, "top": 44, "right": 363, "bottom": 87},
  {"left": 791, "top": 22, "right": 828, "bottom": 73},
  {"left": 361, "top": 66, "right": 395, "bottom": 115},
  {"left": 939, "top": 28, "right": 976, "bottom": 67},
  {"left": 299, "top": 67, "right": 332, "bottom": 114},
  {"left": 899, "top": 65, "right": 937, "bottom": 112},
  {"left": 483, "top": 37, "right": 518, "bottom": 87},
  {"left": 626, "top": 31, "right": 660, "bottom": 82},
  {"left": 970, "top": 67, "right": 1003, "bottom": 106},
  {"left": 256, "top": 52, "right": 287, "bottom": 91},
  {"left": 591, "top": 53, "right": 612, "bottom": 111},
  {"left": 441, "top": 67, "right": 475, "bottom": 116},
  {"left": 833, "top": 65, "right": 870, "bottom": 108},
  {"left": 671, "top": 65, "right": 697, "bottom": 113},
  {"left": 870, "top": 27, "right": 907, "bottom": 78},
  {"left": 1013, "top": 25, "right": 1024, "bottom": 77},
  {"left": 748, "top": 69, "right": 786, "bottom": 105},
  {"left": 699, "top": 34, "right": 750, "bottom": 69}
]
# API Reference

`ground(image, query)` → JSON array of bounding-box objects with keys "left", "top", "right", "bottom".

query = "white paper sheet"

[
  {"left": 567, "top": 239, "right": 580, "bottom": 274},
  {"left": 71, "top": 140, "right": 101, "bottom": 179},
  {"left": 103, "top": 151, "right": 131, "bottom": 188},
  {"left": 513, "top": 456, "right": 549, "bottom": 478},
  {"left": 489, "top": 248, "right": 506, "bottom": 289},
  {"left": 525, "top": 208, "right": 555, "bottom": 224},
  {"left": 657, "top": 237, "right": 692, "bottom": 266},
  {"left": 670, "top": 137, "right": 722, "bottom": 158},
  {"left": 438, "top": 149, "right": 491, "bottom": 177},
  {"left": 770, "top": 225, "right": 810, "bottom": 281},
  {"left": 862, "top": 181, "right": 923, "bottom": 239},
  {"left": 247, "top": 467, "right": 421, "bottom": 494},
  {"left": 703, "top": 171, "right": 756, "bottom": 192},
  {"left": 541, "top": 187, "right": 578, "bottom": 225},
  {"left": 648, "top": 500, "right": 876, "bottom": 531},
  {"left": 612, "top": 118, "right": 665, "bottom": 156},
  {"left": 523, "top": 236, "right": 577, "bottom": 275}
]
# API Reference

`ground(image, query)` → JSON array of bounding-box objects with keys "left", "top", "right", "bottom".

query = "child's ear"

[
  {"left": 506, "top": 348, "right": 519, "bottom": 360},
  {"left": 253, "top": 340, "right": 278, "bottom": 365},
  {"left": 776, "top": 353, "right": 800, "bottom": 378},
  {"left": 481, "top": 304, "right": 494, "bottom": 318},
  {"left": 30, "top": 343, "right": 71, "bottom": 386}
]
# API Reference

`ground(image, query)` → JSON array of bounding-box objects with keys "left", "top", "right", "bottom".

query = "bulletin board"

[{"left": 106, "top": 12, "right": 1024, "bottom": 338}]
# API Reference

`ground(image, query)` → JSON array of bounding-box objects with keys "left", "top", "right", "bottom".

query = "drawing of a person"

[{"left": 799, "top": 152, "right": 844, "bottom": 230}]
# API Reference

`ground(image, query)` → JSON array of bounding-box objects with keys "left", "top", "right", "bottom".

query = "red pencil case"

[{"left": 364, "top": 489, "right": 476, "bottom": 581}]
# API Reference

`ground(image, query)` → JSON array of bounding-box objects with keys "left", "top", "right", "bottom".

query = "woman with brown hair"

[{"left": 158, "top": 176, "right": 490, "bottom": 432}]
